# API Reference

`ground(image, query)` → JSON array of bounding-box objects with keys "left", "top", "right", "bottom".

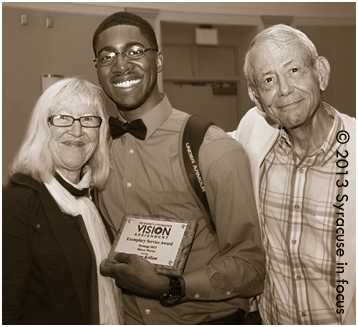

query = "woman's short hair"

[
  {"left": 11, "top": 77, "right": 110, "bottom": 189},
  {"left": 244, "top": 24, "right": 319, "bottom": 89},
  {"left": 92, "top": 11, "right": 158, "bottom": 56}
]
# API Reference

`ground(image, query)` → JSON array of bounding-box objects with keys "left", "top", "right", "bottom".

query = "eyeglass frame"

[
  {"left": 93, "top": 45, "right": 158, "bottom": 67},
  {"left": 48, "top": 115, "right": 102, "bottom": 128}
]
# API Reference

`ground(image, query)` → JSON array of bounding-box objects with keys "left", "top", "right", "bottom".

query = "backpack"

[{"left": 179, "top": 115, "right": 216, "bottom": 234}]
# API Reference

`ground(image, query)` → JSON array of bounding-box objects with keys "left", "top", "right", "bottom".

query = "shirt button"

[
  {"left": 296, "top": 275, "right": 302, "bottom": 280},
  {"left": 194, "top": 292, "right": 200, "bottom": 299},
  {"left": 294, "top": 204, "right": 300, "bottom": 210},
  {"left": 299, "top": 168, "right": 304, "bottom": 173},
  {"left": 129, "top": 149, "right": 134, "bottom": 154},
  {"left": 291, "top": 240, "right": 297, "bottom": 244},
  {"left": 127, "top": 182, "right": 132, "bottom": 188},
  {"left": 226, "top": 291, "right": 231, "bottom": 296},
  {"left": 36, "top": 224, "right": 41, "bottom": 229},
  {"left": 145, "top": 309, "right": 151, "bottom": 315},
  {"left": 301, "top": 311, "right": 306, "bottom": 317}
]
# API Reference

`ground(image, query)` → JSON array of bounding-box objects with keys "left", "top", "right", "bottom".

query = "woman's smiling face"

[{"left": 48, "top": 100, "right": 99, "bottom": 179}]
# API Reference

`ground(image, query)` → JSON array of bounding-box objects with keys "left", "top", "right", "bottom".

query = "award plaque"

[{"left": 109, "top": 215, "right": 198, "bottom": 276}]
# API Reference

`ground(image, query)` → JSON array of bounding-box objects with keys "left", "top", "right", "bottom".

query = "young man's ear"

[
  {"left": 316, "top": 56, "right": 330, "bottom": 91},
  {"left": 156, "top": 52, "right": 164, "bottom": 73},
  {"left": 248, "top": 86, "right": 264, "bottom": 112}
]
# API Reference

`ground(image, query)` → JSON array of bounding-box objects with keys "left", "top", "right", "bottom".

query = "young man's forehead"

[{"left": 95, "top": 25, "right": 149, "bottom": 50}]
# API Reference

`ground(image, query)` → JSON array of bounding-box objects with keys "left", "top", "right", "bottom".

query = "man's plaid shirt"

[{"left": 258, "top": 106, "right": 345, "bottom": 324}]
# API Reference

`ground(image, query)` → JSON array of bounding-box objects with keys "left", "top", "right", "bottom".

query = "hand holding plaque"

[{"left": 109, "top": 215, "right": 198, "bottom": 276}]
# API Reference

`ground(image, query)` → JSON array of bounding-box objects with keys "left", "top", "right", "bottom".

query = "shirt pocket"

[
  {"left": 305, "top": 206, "right": 335, "bottom": 264},
  {"left": 314, "top": 207, "right": 335, "bottom": 228}
]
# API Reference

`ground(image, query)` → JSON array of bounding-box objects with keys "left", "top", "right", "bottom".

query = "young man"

[
  {"left": 93, "top": 12, "right": 265, "bottom": 324},
  {"left": 230, "top": 24, "right": 356, "bottom": 324}
]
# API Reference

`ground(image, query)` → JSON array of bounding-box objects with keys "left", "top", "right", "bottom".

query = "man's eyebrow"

[
  {"left": 259, "top": 70, "right": 275, "bottom": 79},
  {"left": 97, "top": 46, "right": 116, "bottom": 55},
  {"left": 258, "top": 59, "right": 297, "bottom": 78},
  {"left": 283, "top": 59, "right": 293, "bottom": 67},
  {"left": 126, "top": 41, "right": 146, "bottom": 48}
]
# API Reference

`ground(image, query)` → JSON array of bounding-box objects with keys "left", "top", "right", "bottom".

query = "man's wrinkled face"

[{"left": 250, "top": 40, "right": 322, "bottom": 130}]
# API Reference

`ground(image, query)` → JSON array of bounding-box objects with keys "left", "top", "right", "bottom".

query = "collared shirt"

[
  {"left": 258, "top": 104, "right": 346, "bottom": 324},
  {"left": 98, "top": 94, "right": 264, "bottom": 324}
]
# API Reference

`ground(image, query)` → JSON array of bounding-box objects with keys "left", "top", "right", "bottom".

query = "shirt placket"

[
  {"left": 122, "top": 135, "right": 139, "bottom": 213},
  {"left": 291, "top": 163, "right": 311, "bottom": 324}
]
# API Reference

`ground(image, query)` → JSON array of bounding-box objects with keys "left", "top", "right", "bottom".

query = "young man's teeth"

[{"left": 114, "top": 79, "right": 140, "bottom": 88}]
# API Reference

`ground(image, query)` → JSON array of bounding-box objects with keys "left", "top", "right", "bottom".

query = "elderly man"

[{"left": 230, "top": 24, "right": 355, "bottom": 324}]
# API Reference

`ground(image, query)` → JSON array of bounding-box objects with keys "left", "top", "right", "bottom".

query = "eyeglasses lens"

[
  {"left": 49, "top": 115, "right": 102, "bottom": 128},
  {"left": 95, "top": 46, "right": 154, "bottom": 67}
]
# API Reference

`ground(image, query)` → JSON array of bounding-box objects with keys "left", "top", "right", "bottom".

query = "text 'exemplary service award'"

[{"left": 109, "top": 215, "right": 197, "bottom": 276}]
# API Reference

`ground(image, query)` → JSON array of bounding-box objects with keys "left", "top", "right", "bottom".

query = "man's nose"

[
  {"left": 112, "top": 53, "right": 133, "bottom": 74},
  {"left": 278, "top": 75, "right": 293, "bottom": 96}
]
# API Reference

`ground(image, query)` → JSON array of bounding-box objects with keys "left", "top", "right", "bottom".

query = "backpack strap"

[{"left": 179, "top": 115, "right": 216, "bottom": 234}]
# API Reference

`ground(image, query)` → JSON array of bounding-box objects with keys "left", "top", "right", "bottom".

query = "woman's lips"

[{"left": 62, "top": 141, "right": 85, "bottom": 147}]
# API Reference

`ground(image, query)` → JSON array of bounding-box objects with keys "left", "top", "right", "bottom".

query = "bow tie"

[
  {"left": 109, "top": 117, "right": 147, "bottom": 140},
  {"left": 54, "top": 172, "right": 89, "bottom": 197}
]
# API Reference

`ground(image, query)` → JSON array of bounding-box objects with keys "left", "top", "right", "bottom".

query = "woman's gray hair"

[
  {"left": 244, "top": 24, "right": 319, "bottom": 89},
  {"left": 10, "top": 77, "right": 110, "bottom": 189}
]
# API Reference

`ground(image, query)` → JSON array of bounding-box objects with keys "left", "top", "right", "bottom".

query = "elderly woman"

[{"left": 3, "top": 77, "right": 124, "bottom": 325}]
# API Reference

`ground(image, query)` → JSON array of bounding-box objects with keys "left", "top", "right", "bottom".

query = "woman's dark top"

[{"left": 2, "top": 173, "right": 99, "bottom": 325}]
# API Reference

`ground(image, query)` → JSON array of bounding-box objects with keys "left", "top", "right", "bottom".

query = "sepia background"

[{"left": 2, "top": 2, "right": 356, "bottom": 185}]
